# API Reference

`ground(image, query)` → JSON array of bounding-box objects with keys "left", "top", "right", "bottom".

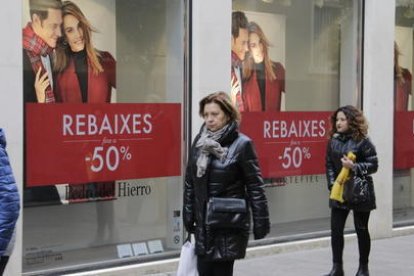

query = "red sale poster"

[
  {"left": 25, "top": 103, "right": 181, "bottom": 186},
  {"left": 240, "top": 112, "right": 331, "bottom": 178},
  {"left": 394, "top": 111, "right": 414, "bottom": 169}
]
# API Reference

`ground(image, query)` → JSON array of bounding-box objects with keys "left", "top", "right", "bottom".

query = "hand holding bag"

[
  {"left": 330, "top": 152, "right": 356, "bottom": 203},
  {"left": 177, "top": 234, "right": 198, "bottom": 276},
  {"left": 205, "top": 197, "right": 248, "bottom": 229}
]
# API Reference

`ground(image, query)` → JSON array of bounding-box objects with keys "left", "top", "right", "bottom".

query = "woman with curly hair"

[{"left": 324, "top": 105, "right": 378, "bottom": 276}]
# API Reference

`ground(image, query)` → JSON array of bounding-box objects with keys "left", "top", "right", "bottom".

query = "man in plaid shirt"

[{"left": 23, "top": 0, "right": 63, "bottom": 103}]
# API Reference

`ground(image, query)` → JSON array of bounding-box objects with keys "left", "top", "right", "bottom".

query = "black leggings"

[
  {"left": 197, "top": 256, "right": 235, "bottom": 276},
  {"left": 330, "top": 208, "right": 371, "bottom": 265}
]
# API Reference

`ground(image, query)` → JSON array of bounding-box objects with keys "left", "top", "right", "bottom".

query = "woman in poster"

[
  {"left": 183, "top": 92, "right": 270, "bottom": 276},
  {"left": 53, "top": 0, "right": 116, "bottom": 103},
  {"left": 325, "top": 105, "right": 378, "bottom": 276},
  {"left": 242, "top": 21, "right": 285, "bottom": 112},
  {"left": 53, "top": 1, "right": 116, "bottom": 241},
  {"left": 394, "top": 42, "right": 412, "bottom": 111}
]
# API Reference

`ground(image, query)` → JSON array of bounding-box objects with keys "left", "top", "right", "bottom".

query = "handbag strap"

[{"left": 185, "top": 232, "right": 191, "bottom": 243}]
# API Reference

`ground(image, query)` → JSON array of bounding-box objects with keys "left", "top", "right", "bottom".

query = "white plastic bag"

[{"left": 176, "top": 238, "right": 198, "bottom": 276}]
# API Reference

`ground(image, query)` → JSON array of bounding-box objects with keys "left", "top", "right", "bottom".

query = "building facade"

[{"left": 1, "top": 0, "right": 413, "bottom": 275}]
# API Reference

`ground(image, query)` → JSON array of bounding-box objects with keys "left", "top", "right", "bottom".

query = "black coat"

[
  {"left": 23, "top": 51, "right": 61, "bottom": 206},
  {"left": 183, "top": 122, "right": 270, "bottom": 260},
  {"left": 325, "top": 133, "right": 378, "bottom": 211}
]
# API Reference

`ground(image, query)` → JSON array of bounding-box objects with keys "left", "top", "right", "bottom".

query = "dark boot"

[
  {"left": 324, "top": 263, "right": 344, "bottom": 276},
  {"left": 355, "top": 264, "right": 369, "bottom": 276}
]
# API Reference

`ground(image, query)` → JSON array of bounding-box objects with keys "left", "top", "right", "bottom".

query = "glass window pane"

[
  {"left": 22, "top": 0, "right": 187, "bottom": 273},
  {"left": 394, "top": 1, "right": 414, "bottom": 227},
  {"left": 232, "top": 0, "right": 363, "bottom": 240}
]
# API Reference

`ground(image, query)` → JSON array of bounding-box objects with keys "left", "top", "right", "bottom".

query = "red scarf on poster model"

[{"left": 23, "top": 23, "right": 56, "bottom": 103}]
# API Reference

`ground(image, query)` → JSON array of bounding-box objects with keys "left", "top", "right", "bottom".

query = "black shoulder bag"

[
  {"left": 205, "top": 197, "right": 248, "bottom": 229},
  {"left": 344, "top": 175, "right": 370, "bottom": 204}
]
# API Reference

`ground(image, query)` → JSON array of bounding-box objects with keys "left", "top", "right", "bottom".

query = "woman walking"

[{"left": 183, "top": 91, "right": 270, "bottom": 276}]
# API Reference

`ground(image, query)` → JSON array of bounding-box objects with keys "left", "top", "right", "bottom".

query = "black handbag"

[
  {"left": 205, "top": 197, "right": 248, "bottom": 229},
  {"left": 344, "top": 175, "right": 370, "bottom": 204}
]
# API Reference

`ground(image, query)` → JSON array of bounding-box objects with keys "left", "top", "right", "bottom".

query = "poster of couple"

[{"left": 22, "top": 0, "right": 181, "bottom": 205}]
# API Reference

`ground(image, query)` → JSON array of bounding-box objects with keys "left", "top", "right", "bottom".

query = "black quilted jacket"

[
  {"left": 183, "top": 121, "right": 270, "bottom": 260},
  {"left": 325, "top": 133, "right": 378, "bottom": 211}
]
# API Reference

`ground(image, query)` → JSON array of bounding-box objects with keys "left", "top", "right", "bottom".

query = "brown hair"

[
  {"left": 29, "top": 0, "right": 62, "bottom": 22},
  {"left": 329, "top": 105, "right": 368, "bottom": 141},
  {"left": 54, "top": 1, "right": 103, "bottom": 74},
  {"left": 243, "top": 21, "right": 277, "bottom": 81},
  {"left": 232, "top": 11, "right": 248, "bottom": 39},
  {"left": 199, "top": 91, "right": 241, "bottom": 123}
]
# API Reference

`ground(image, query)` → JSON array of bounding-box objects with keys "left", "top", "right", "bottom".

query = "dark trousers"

[
  {"left": 330, "top": 207, "right": 371, "bottom": 265},
  {"left": 0, "top": 256, "right": 9, "bottom": 275},
  {"left": 197, "top": 256, "right": 235, "bottom": 276}
]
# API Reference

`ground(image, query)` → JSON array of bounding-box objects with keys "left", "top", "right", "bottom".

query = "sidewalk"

[
  {"left": 69, "top": 228, "right": 414, "bottom": 276},
  {"left": 233, "top": 232, "right": 414, "bottom": 276}
]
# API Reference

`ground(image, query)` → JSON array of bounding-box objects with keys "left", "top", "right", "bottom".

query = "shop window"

[
  {"left": 393, "top": 0, "right": 414, "bottom": 227},
  {"left": 22, "top": 0, "right": 188, "bottom": 273},
  {"left": 232, "top": 0, "right": 363, "bottom": 241}
]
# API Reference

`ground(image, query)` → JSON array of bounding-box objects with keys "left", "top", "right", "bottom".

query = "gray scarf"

[{"left": 195, "top": 124, "right": 229, "bottom": 177}]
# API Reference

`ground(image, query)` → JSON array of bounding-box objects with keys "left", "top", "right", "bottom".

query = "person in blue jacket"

[{"left": 0, "top": 129, "right": 20, "bottom": 274}]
